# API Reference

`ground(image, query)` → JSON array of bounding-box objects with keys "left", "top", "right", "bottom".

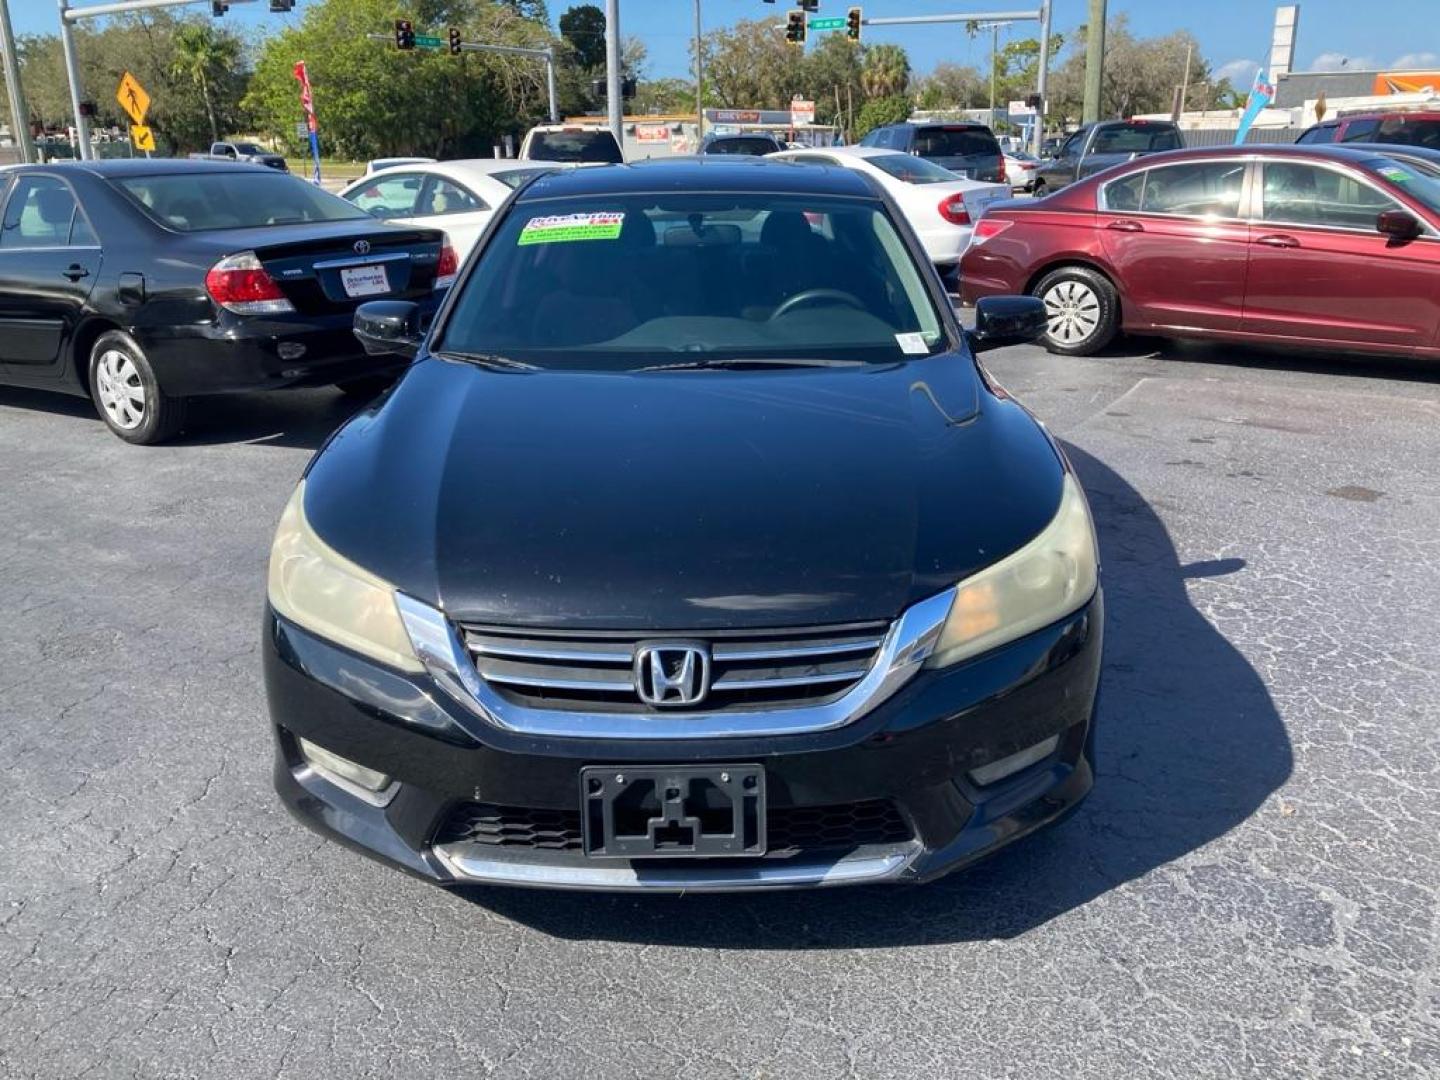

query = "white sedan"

[
  {"left": 338, "top": 159, "right": 566, "bottom": 261},
  {"left": 771, "top": 146, "right": 1010, "bottom": 272}
]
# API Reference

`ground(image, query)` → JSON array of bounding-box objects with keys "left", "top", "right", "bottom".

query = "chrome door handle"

[
  {"left": 1106, "top": 220, "right": 1144, "bottom": 232},
  {"left": 1254, "top": 234, "right": 1299, "bottom": 248}
]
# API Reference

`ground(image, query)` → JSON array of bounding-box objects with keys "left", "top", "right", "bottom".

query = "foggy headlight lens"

[
  {"left": 926, "top": 474, "right": 1098, "bottom": 668},
  {"left": 267, "top": 483, "right": 422, "bottom": 673}
]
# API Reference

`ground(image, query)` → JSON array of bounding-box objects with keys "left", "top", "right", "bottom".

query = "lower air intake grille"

[
  {"left": 457, "top": 621, "right": 890, "bottom": 713},
  {"left": 435, "top": 799, "right": 911, "bottom": 855}
]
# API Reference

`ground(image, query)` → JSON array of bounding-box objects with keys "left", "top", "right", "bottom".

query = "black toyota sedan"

[
  {"left": 0, "top": 160, "right": 454, "bottom": 444},
  {"left": 264, "top": 158, "right": 1103, "bottom": 892}
]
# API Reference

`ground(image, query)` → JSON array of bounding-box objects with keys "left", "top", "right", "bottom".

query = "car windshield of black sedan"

[
  {"left": 438, "top": 194, "right": 946, "bottom": 369},
  {"left": 114, "top": 172, "right": 371, "bottom": 231}
]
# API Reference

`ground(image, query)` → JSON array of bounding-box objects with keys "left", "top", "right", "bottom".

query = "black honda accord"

[
  {"left": 264, "top": 158, "right": 1103, "bottom": 891},
  {"left": 0, "top": 160, "right": 454, "bottom": 444}
]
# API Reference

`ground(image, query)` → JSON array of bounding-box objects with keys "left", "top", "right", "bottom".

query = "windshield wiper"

[
  {"left": 635, "top": 357, "right": 864, "bottom": 372},
  {"left": 432, "top": 350, "right": 539, "bottom": 372}
]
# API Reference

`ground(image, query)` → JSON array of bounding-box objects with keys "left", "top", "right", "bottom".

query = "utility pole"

[
  {"left": 57, "top": 0, "right": 92, "bottom": 160},
  {"left": 1082, "top": 0, "right": 1105, "bottom": 123},
  {"left": 1032, "top": 0, "right": 1051, "bottom": 155},
  {"left": 1178, "top": 40, "right": 1193, "bottom": 116},
  {"left": 604, "top": 0, "right": 621, "bottom": 150},
  {"left": 693, "top": 0, "right": 704, "bottom": 138},
  {"left": 989, "top": 23, "right": 998, "bottom": 122},
  {"left": 0, "top": 0, "right": 36, "bottom": 162}
]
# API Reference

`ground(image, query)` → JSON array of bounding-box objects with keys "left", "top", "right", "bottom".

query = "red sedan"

[{"left": 960, "top": 145, "right": 1440, "bottom": 358}]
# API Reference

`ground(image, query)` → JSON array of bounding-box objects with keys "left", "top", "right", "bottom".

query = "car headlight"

[
  {"left": 267, "top": 482, "right": 423, "bottom": 673},
  {"left": 926, "top": 473, "right": 1098, "bottom": 669}
]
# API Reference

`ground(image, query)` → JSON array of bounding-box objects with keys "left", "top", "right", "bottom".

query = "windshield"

[
  {"left": 116, "top": 172, "right": 370, "bottom": 231},
  {"left": 866, "top": 153, "right": 960, "bottom": 184},
  {"left": 232, "top": 143, "right": 264, "bottom": 155},
  {"left": 706, "top": 138, "right": 778, "bottom": 156},
  {"left": 1090, "top": 125, "right": 1183, "bottom": 153},
  {"left": 495, "top": 167, "right": 560, "bottom": 189},
  {"left": 1368, "top": 156, "right": 1440, "bottom": 214},
  {"left": 913, "top": 128, "right": 999, "bottom": 159},
  {"left": 438, "top": 193, "right": 947, "bottom": 370},
  {"left": 527, "top": 130, "right": 623, "bottom": 163}
]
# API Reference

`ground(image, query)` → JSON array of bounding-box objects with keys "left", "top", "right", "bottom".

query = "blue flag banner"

[{"left": 1235, "top": 67, "right": 1276, "bottom": 145}]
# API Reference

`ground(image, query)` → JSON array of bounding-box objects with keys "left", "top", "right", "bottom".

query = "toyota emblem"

[{"left": 353, "top": 240, "right": 371, "bottom": 255}]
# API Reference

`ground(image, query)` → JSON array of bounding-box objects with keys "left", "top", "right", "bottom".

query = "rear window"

[
  {"left": 1090, "top": 124, "right": 1183, "bottom": 154},
  {"left": 704, "top": 137, "right": 779, "bottom": 156},
  {"left": 527, "top": 130, "right": 623, "bottom": 163},
  {"left": 912, "top": 127, "right": 1000, "bottom": 159},
  {"left": 115, "top": 172, "right": 370, "bottom": 231},
  {"left": 866, "top": 153, "right": 960, "bottom": 184},
  {"left": 1344, "top": 117, "right": 1440, "bottom": 150},
  {"left": 1297, "top": 124, "right": 1338, "bottom": 145}
]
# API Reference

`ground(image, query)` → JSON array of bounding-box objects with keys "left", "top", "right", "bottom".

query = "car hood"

[{"left": 302, "top": 354, "right": 1065, "bottom": 631}]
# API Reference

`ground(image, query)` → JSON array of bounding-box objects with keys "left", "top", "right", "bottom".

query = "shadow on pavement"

[
  {"left": 459, "top": 445, "right": 1292, "bottom": 947},
  {"left": 1125, "top": 337, "right": 1440, "bottom": 384}
]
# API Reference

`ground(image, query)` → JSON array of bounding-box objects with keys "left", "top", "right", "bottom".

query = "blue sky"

[{"left": 14, "top": 0, "right": 1438, "bottom": 88}]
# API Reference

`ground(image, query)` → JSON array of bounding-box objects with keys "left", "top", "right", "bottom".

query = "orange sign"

[
  {"left": 1373, "top": 71, "right": 1440, "bottom": 95},
  {"left": 117, "top": 71, "right": 150, "bottom": 124}
]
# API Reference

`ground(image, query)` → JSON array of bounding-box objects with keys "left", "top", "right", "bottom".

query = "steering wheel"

[{"left": 769, "top": 288, "right": 867, "bottom": 321}]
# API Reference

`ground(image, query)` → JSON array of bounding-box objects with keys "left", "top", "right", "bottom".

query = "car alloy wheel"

[
  {"left": 94, "top": 348, "right": 147, "bottom": 431},
  {"left": 1042, "top": 280, "right": 1102, "bottom": 347}
]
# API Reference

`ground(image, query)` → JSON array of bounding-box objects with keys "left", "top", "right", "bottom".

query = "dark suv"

[
  {"left": 1297, "top": 111, "right": 1440, "bottom": 150},
  {"left": 859, "top": 122, "right": 1005, "bottom": 183},
  {"left": 1032, "top": 119, "right": 1184, "bottom": 195}
]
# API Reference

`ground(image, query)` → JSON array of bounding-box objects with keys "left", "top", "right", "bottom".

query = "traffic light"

[
  {"left": 448, "top": 27, "right": 462, "bottom": 55},
  {"left": 785, "top": 10, "right": 806, "bottom": 47},
  {"left": 268, "top": 0, "right": 295, "bottom": 11},
  {"left": 799, "top": 0, "right": 819, "bottom": 11},
  {"left": 395, "top": 19, "right": 415, "bottom": 50},
  {"left": 210, "top": 1, "right": 228, "bottom": 16},
  {"left": 846, "top": 7, "right": 861, "bottom": 41}
]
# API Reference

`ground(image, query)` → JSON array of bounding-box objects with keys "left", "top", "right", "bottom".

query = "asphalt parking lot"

[{"left": 3, "top": 338, "right": 1439, "bottom": 1079}]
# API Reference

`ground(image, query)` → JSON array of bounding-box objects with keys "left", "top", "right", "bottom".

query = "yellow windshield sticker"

[{"left": 519, "top": 212, "right": 626, "bottom": 245}]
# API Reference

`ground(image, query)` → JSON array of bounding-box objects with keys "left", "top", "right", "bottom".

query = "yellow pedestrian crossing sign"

[
  {"left": 117, "top": 71, "right": 150, "bottom": 124},
  {"left": 130, "top": 124, "right": 155, "bottom": 153}
]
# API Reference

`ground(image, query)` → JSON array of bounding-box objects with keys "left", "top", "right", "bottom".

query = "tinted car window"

[
  {"left": 1340, "top": 119, "right": 1379, "bottom": 142},
  {"left": 1261, "top": 162, "right": 1398, "bottom": 229},
  {"left": 1297, "top": 124, "right": 1338, "bottom": 144},
  {"left": 1139, "top": 162, "right": 1245, "bottom": 216},
  {"left": 439, "top": 194, "right": 946, "bottom": 368},
  {"left": 1090, "top": 125, "right": 1183, "bottom": 153},
  {"left": 528, "top": 130, "right": 624, "bottom": 163},
  {"left": 867, "top": 153, "right": 961, "bottom": 184},
  {"left": 494, "top": 167, "right": 559, "bottom": 189},
  {"left": 705, "top": 137, "right": 780, "bottom": 156},
  {"left": 912, "top": 127, "right": 998, "bottom": 158},
  {"left": 1356, "top": 117, "right": 1440, "bottom": 150},
  {"left": 117, "top": 172, "right": 371, "bottom": 231},
  {"left": 346, "top": 173, "right": 423, "bottom": 216},
  {"left": 2, "top": 176, "right": 81, "bottom": 248}
]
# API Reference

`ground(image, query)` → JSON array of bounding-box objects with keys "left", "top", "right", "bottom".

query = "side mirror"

[
  {"left": 354, "top": 300, "right": 423, "bottom": 359},
  {"left": 969, "top": 295, "right": 1048, "bottom": 353},
  {"left": 1377, "top": 208, "right": 1422, "bottom": 240}
]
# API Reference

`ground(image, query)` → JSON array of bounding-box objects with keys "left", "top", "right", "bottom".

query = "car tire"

[
  {"left": 1031, "top": 266, "right": 1120, "bottom": 357},
  {"left": 88, "top": 330, "right": 187, "bottom": 445},
  {"left": 334, "top": 374, "right": 397, "bottom": 401}
]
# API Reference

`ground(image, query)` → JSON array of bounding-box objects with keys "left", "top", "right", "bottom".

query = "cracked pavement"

[{"left": 2, "top": 338, "right": 1438, "bottom": 1078}]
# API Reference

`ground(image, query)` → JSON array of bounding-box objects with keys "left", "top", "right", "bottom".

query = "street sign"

[
  {"left": 791, "top": 98, "right": 816, "bottom": 126},
  {"left": 414, "top": 35, "right": 443, "bottom": 48},
  {"left": 808, "top": 17, "right": 845, "bottom": 31},
  {"left": 129, "top": 124, "right": 155, "bottom": 152},
  {"left": 116, "top": 71, "right": 150, "bottom": 124}
]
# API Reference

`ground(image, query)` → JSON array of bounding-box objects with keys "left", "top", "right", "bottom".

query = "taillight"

[
  {"left": 970, "top": 218, "right": 1015, "bottom": 246},
  {"left": 938, "top": 194, "right": 971, "bottom": 226},
  {"left": 204, "top": 251, "right": 294, "bottom": 315},
  {"left": 435, "top": 242, "right": 458, "bottom": 289}
]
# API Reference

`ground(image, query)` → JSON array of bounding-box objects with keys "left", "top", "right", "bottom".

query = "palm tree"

[
  {"left": 170, "top": 23, "right": 240, "bottom": 145},
  {"left": 861, "top": 44, "right": 911, "bottom": 101}
]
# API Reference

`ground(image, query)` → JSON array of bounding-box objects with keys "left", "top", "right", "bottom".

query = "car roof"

[
  {"left": 514, "top": 156, "right": 876, "bottom": 201},
  {"left": 342, "top": 157, "right": 567, "bottom": 192},
  {"left": 13, "top": 158, "right": 259, "bottom": 178},
  {"left": 1103, "top": 144, "right": 1409, "bottom": 165},
  {"left": 1338, "top": 141, "right": 1440, "bottom": 161},
  {"left": 1337, "top": 111, "right": 1440, "bottom": 122}
]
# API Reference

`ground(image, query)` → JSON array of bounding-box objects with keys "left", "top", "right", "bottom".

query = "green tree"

[
  {"left": 860, "top": 43, "right": 910, "bottom": 100},
  {"left": 559, "top": 4, "right": 605, "bottom": 72},
  {"left": 854, "top": 94, "right": 910, "bottom": 139},
  {"left": 169, "top": 22, "right": 242, "bottom": 144},
  {"left": 802, "top": 33, "right": 865, "bottom": 132},
  {"left": 915, "top": 62, "right": 986, "bottom": 111},
  {"left": 695, "top": 19, "right": 805, "bottom": 110}
]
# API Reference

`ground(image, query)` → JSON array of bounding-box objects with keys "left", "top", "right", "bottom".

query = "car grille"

[
  {"left": 435, "top": 799, "right": 912, "bottom": 855},
  {"left": 457, "top": 621, "right": 890, "bottom": 713}
]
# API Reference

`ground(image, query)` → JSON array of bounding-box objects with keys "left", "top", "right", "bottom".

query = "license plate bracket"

[
  {"left": 340, "top": 263, "right": 391, "bottom": 298},
  {"left": 580, "top": 765, "right": 766, "bottom": 858}
]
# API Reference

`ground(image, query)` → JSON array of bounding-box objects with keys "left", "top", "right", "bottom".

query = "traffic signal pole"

[
  {"left": 604, "top": 0, "right": 621, "bottom": 151},
  {"left": 1082, "top": 0, "right": 1106, "bottom": 123},
  {"left": 368, "top": 32, "right": 560, "bottom": 123}
]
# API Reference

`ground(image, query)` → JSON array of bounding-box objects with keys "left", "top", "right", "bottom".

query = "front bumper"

[
  {"left": 134, "top": 301, "right": 436, "bottom": 397},
  {"left": 264, "top": 592, "right": 1103, "bottom": 892}
]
